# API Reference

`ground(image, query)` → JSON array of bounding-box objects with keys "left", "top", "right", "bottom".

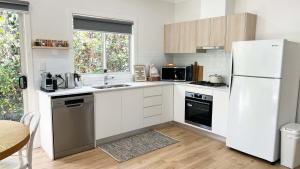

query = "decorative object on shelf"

[
  {"left": 147, "top": 64, "right": 160, "bottom": 81},
  {"left": 134, "top": 65, "right": 146, "bottom": 82},
  {"left": 32, "top": 39, "right": 69, "bottom": 49}
]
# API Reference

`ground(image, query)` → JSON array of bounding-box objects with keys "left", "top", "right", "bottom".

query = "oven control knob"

[{"left": 195, "top": 94, "right": 202, "bottom": 99}]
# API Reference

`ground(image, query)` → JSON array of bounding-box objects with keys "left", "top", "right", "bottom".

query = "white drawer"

[
  {"left": 144, "top": 86, "right": 162, "bottom": 97},
  {"left": 143, "top": 115, "right": 162, "bottom": 127},
  {"left": 144, "top": 96, "right": 162, "bottom": 107},
  {"left": 144, "top": 105, "right": 162, "bottom": 118}
]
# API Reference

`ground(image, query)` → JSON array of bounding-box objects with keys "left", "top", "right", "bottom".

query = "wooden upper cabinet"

[
  {"left": 164, "top": 23, "right": 180, "bottom": 53},
  {"left": 178, "top": 21, "right": 196, "bottom": 53},
  {"left": 196, "top": 19, "right": 211, "bottom": 47},
  {"left": 225, "top": 13, "right": 257, "bottom": 53},
  {"left": 164, "top": 13, "right": 256, "bottom": 54},
  {"left": 210, "top": 16, "right": 226, "bottom": 47},
  {"left": 196, "top": 16, "right": 226, "bottom": 48},
  {"left": 164, "top": 21, "right": 196, "bottom": 53}
]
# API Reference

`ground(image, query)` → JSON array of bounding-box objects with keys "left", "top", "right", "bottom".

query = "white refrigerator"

[{"left": 226, "top": 39, "right": 300, "bottom": 162}]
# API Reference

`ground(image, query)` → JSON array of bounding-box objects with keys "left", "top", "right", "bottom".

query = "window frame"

[
  {"left": 102, "top": 31, "right": 132, "bottom": 73},
  {"left": 0, "top": 9, "right": 33, "bottom": 119},
  {"left": 73, "top": 22, "right": 133, "bottom": 75}
]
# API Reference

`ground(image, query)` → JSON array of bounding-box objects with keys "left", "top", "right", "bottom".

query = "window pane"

[
  {"left": 73, "top": 31, "right": 103, "bottom": 73},
  {"left": 105, "top": 33, "right": 130, "bottom": 72},
  {"left": 0, "top": 11, "right": 23, "bottom": 121}
]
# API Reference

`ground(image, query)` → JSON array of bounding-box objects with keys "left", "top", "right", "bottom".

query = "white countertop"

[
  {"left": 38, "top": 81, "right": 229, "bottom": 97},
  {"left": 174, "top": 82, "right": 229, "bottom": 92}
]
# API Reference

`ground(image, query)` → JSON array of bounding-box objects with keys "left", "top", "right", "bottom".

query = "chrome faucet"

[{"left": 103, "top": 69, "right": 114, "bottom": 85}]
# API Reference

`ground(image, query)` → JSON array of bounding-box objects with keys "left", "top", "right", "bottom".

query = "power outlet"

[{"left": 40, "top": 62, "right": 46, "bottom": 72}]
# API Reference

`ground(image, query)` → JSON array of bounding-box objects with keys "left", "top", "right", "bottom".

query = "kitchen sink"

[{"left": 93, "top": 84, "right": 131, "bottom": 89}]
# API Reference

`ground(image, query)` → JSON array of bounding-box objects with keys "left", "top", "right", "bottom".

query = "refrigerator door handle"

[{"left": 229, "top": 49, "right": 234, "bottom": 97}]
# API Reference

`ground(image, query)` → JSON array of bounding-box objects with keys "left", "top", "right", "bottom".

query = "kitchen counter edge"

[{"left": 38, "top": 81, "right": 229, "bottom": 97}]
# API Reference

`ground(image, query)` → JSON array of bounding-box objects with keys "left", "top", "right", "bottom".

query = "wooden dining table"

[{"left": 0, "top": 120, "right": 30, "bottom": 160}]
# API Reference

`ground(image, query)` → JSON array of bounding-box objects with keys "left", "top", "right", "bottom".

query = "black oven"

[{"left": 185, "top": 92, "right": 213, "bottom": 130}]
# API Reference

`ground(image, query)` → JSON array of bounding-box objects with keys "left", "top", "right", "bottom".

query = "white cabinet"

[
  {"left": 95, "top": 89, "right": 144, "bottom": 139},
  {"left": 143, "top": 85, "right": 174, "bottom": 127},
  {"left": 95, "top": 85, "right": 174, "bottom": 140},
  {"left": 144, "top": 86, "right": 162, "bottom": 97},
  {"left": 174, "top": 85, "right": 185, "bottom": 123},
  {"left": 174, "top": 84, "right": 230, "bottom": 138},
  {"left": 161, "top": 85, "right": 174, "bottom": 123},
  {"left": 122, "top": 89, "right": 143, "bottom": 133},
  {"left": 212, "top": 90, "right": 229, "bottom": 137},
  {"left": 39, "top": 92, "right": 55, "bottom": 160},
  {"left": 144, "top": 105, "right": 162, "bottom": 118},
  {"left": 144, "top": 96, "right": 162, "bottom": 107},
  {"left": 95, "top": 91, "right": 122, "bottom": 140}
]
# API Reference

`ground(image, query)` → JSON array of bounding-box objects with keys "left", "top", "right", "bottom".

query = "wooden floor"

[{"left": 33, "top": 124, "right": 289, "bottom": 169}]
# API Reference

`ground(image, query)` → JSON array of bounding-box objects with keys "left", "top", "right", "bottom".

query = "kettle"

[
  {"left": 209, "top": 74, "right": 224, "bottom": 84},
  {"left": 65, "top": 73, "right": 81, "bottom": 89}
]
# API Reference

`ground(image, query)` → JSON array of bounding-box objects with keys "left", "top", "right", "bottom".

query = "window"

[
  {"left": 73, "top": 31, "right": 130, "bottom": 73},
  {"left": 0, "top": 0, "right": 30, "bottom": 121},
  {"left": 73, "top": 15, "right": 133, "bottom": 74}
]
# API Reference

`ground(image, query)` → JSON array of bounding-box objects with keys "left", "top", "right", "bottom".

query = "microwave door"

[{"left": 174, "top": 68, "right": 186, "bottom": 81}]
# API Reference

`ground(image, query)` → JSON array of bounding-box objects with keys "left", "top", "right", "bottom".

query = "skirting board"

[
  {"left": 96, "top": 122, "right": 174, "bottom": 145},
  {"left": 96, "top": 121, "right": 225, "bottom": 146},
  {"left": 172, "top": 121, "right": 226, "bottom": 142}
]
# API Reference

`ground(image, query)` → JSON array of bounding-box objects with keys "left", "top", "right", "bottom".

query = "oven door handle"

[
  {"left": 186, "top": 103, "right": 193, "bottom": 107},
  {"left": 185, "top": 99, "right": 211, "bottom": 105}
]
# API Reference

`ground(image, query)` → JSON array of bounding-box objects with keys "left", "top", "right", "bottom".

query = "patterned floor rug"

[{"left": 98, "top": 130, "right": 179, "bottom": 162}]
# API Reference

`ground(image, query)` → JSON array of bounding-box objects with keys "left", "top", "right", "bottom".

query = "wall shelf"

[{"left": 32, "top": 46, "right": 69, "bottom": 50}]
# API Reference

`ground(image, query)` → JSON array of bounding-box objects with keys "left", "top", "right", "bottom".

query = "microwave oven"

[{"left": 161, "top": 67, "right": 186, "bottom": 81}]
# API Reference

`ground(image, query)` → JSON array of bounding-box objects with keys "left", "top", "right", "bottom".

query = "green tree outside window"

[
  {"left": 0, "top": 11, "right": 23, "bottom": 121},
  {"left": 73, "top": 30, "right": 130, "bottom": 73}
]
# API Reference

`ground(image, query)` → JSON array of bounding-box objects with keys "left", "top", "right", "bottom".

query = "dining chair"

[{"left": 0, "top": 113, "right": 40, "bottom": 169}]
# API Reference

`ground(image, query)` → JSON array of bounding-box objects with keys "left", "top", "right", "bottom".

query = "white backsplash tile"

[
  {"left": 173, "top": 50, "right": 231, "bottom": 84},
  {"left": 81, "top": 73, "right": 134, "bottom": 86}
]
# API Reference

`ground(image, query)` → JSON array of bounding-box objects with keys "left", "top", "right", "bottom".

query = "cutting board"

[
  {"left": 192, "top": 62, "right": 197, "bottom": 81},
  {"left": 197, "top": 66, "right": 203, "bottom": 81}
]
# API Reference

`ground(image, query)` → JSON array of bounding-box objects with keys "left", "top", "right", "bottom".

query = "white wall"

[
  {"left": 173, "top": 0, "right": 231, "bottom": 84},
  {"left": 29, "top": 0, "right": 174, "bottom": 89},
  {"left": 27, "top": 0, "right": 174, "bottom": 147},
  {"left": 234, "top": 0, "right": 300, "bottom": 43},
  {"left": 200, "top": 0, "right": 227, "bottom": 19},
  {"left": 173, "top": 52, "right": 231, "bottom": 83},
  {"left": 28, "top": 0, "right": 174, "bottom": 108},
  {"left": 174, "top": 0, "right": 234, "bottom": 22},
  {"left": 174, "top": 0, "right": 201, "bottom": 22},
  {"left": 233, "top": 0, "right": 300, "bottom": 123},
  {"left": 173, "top": 0, "right": 300, "bottom": 86}
]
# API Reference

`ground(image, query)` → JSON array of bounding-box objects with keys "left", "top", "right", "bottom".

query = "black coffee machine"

[{"left": 40, "top": 72, "right": 57, "bottom": 92}]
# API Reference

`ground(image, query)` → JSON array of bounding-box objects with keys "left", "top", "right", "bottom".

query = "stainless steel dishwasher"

[{"left": 52, "top": 93, "right": 94, "bottom": 159}]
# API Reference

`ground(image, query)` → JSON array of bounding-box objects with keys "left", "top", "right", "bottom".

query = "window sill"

[{"left": 79, "top": 72, "right": 132, "bottom": 76}]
